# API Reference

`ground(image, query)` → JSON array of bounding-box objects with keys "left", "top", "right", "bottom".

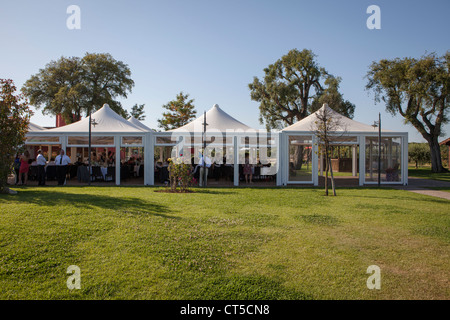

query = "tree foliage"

[
  {"left": 0, "top": 79, "right": 32, "bottom": 193},
  {"left": 366, "top": 52, "right": 449, "bottom": 172},
  {"left": 125, "top": 103, "right": 146, "bottom": 120},
  {"left": 249, "top": 49, "right": 355, "bottom": 169},
  {"left": 22, "top": 53, "right": 134, "bottom": 123},
  {"left": 310, "top": 76, "right": 355, "bottom": 118},
  {"left": 157, "top": 92, "right": 197, "bottom": 130},
  {"left": 249, "top": 48, "right": 329, "bottom": 129},
  {"left": 408, "top": 143, "right": 431, "bottom": 169}
]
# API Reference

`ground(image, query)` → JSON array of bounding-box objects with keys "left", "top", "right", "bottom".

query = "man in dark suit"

[{"left": 55, "top": 149, "right": 71, "bottom": 186}]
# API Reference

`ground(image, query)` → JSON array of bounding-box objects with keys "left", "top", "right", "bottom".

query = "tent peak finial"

[{"left": 213, "top": 104, "right": 219, "bottom": 109}]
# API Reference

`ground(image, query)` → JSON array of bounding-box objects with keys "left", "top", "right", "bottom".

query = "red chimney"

[
  {"left": 56, "top": 113, "right": 81, "bottom": 127},
  {"left": 56, "top": 114, "right": 67, "bottom": 127}
]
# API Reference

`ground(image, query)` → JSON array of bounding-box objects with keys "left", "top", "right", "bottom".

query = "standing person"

[
  {"left": 198, "top": 152, "right": 211, "bottom": 187},
  {"left": 13, "top": 153, "right": 21, "bottom": 185},
  {"left": 55, "top": 149, "right": 71, "bottom": 186},
  {"left": 19, "top": 151, "right": 30, "bottom": 185},
  {"left": 36, "top": 149, "right": 47, "bottom": 186},
  {"left": 243, "top": 155, "right": 253, "bottom": 184}
]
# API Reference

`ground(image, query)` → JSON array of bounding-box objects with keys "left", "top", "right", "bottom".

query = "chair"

[
  {"left": 105, "top": 166, "right": 115, "bottom": 182},
  {"left": 29, "top": 166, "right": 38, "bottom": 181},
  {"left": 128, "top": 165, "right": 135, "bottom": 178},
  {"left": 46, "top": 165, "right": 57, "bottom": 181},
  {"left": 254, "top": 166, "right": 260, "bottom": 181},
  {"left": 69, "top": 165, "right": 78, "bottom": 179},
  {"left": 77, "top": 166, "right": 89, "bottom": 183},
  {"left": 159, "top": 166, "right": 169, "bottom": 183},
  {"left": 91, "top": 166, "right": 104, "bottom": 181},
  {"left": 120, "top": 165, "right": 129, "bottom": 181}
]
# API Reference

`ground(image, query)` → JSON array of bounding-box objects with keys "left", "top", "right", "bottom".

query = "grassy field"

[
  {"left": 408, "top": 166, "right": 450, "bottom": 182},
  {"left": 0, "top": 186, "right": 449, "bottom": 300}
]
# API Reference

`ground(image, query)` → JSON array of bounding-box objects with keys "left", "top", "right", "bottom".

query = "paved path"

[{"left": 393, "top": 177, "right": 450, "bottom": 200}]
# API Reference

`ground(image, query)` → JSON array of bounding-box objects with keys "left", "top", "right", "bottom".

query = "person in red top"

[
  {"left": 19, "top": 151, "right": 30, "bottom": 185},
  {"left": 243, "top": 154, "right": 253, "bottom": 184}
]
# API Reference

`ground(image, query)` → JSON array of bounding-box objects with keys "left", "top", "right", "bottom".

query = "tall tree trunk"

[
  {"left": 428, "top": 136, "right": 446, "bottom": 173},
  {"left": 328, "top": 156, "right": 336, "bottom": 196},
  {"left": 293, "top": 145, "right": 304, "bottom": 170},
  {"left": 324, "top": 147, "right": 329, "bottom": 196}
]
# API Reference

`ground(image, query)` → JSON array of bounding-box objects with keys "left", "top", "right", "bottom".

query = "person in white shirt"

[
  {"left": 198, "top": 152, "right": 211, "bottom": 187},
  {"left": 36, "top": 149, "right": 47, "bottom": 186},
  {"left": 55, "top": 149, "right": 71, "bottom": 185}
]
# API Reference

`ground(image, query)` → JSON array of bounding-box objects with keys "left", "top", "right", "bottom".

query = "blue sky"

[{"left": 1, "top": 0, "right": 449, "bottom": 142}]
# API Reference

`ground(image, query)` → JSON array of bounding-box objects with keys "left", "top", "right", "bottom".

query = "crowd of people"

[
  {"left": 13, "top": 149, "right": 71, "bottom": 186},
  {"left": 12, "top": 148, "right": 146, "bottom": 185},
  {"left": 12, "top": 149, "right": 273, "bottom": 186},
  {"left": 154, "top": 153, "right": 273, "bottom": 186}
]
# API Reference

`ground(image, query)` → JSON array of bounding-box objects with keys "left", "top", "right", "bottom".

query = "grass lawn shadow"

[{"left": 0, "top": 188, "right": 176, "bottom": 219}]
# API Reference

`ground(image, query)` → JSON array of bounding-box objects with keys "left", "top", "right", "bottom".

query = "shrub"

[{"left": 168, "top": 158, "right": 193, "bottom": 192}]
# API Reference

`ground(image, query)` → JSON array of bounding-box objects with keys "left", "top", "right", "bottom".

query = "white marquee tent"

[
  {"left": 24, "top": 103, "right": 407, "bottom": 187},
  {"left": 280, "top": 104, "right": 408, "bottom": 186},
  {"left": 128, "top": 116, "right": 154, "bottom": 132},
  {"left": 25, "top": 104, "right": 152, "bottom": 185},
  {"left": 169, "top": 104, "right": 252, "bottom": 132},
  {"left": 28, "top": 122, "right": 46, "bottom": 132},
  {"left": 157, "top": 104, "right": 278, "bottom": 186}
]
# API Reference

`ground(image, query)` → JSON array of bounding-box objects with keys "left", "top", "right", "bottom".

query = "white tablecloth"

[
  {"left": 261, "top": 167, "right": 275, "bottom": 176},
  {"left": 90, "top": 167, "right": 108, "bottom": 180}
]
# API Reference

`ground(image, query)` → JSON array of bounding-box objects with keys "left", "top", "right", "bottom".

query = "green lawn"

[
  {"left": 0, "top": 186, "right": 449, "bottom": 300},
  {"left": 408, "top": 166, "right": 450, "bottom": 182}
]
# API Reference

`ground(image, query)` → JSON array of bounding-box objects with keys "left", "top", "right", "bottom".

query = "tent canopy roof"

[
  {"left": 128, "top": 116, "right": 153, "bottom": 131},
  {"left": 46, "top": 104, "right": 148, "bottom": 133},
  {"left": 282, "top": 104, "right": 392, "bottom": 133},
  {"left": 169, "top": 104, "right": 252, "bottom": 133},
  {"left": 28, "top": 122, "right": 46, "bottom": 132}
]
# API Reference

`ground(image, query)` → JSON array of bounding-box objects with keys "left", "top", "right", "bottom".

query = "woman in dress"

[{"left": 19, "top": 151, "right": 30, "bottom": 185}]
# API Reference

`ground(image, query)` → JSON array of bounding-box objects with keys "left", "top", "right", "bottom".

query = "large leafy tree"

[
  {"left": 310, "top": 76, "right": 355, "bottom": 118},
  {"left": 366, "top": 52, "right": 449, "bottom": 173},
  {"left": 157, "top": 92, "right": 196, "bottom": 130},
  {"left": 22, "top": 56, "right": 86, "bottom": 122},
  {"left": 81, "top": 53, "right": 134, "bottom": 117},
  {"left": 0, "top": 79, "right": 31, "bottom": 193},
  {"left": 249, "top": 48, "right": 328, "bottom": 130},
  {"left": 250, "top": 49, "right": 354, "bottom": 169},
  {"left": 22, "top": 53, "right": 134, "bottom": 123}
]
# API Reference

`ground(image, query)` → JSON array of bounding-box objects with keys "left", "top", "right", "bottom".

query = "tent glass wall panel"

[
  {"left": 288, "top": 135, "right": 313, "bottom": 182},
  {"left": 68, "top": 136, "right": 114, "bottom": 145},
  {"left": 365, "top": 136, "right": 402, "bottom": 183},
  {"left": 120, "top": 147, "right": 144, "bottom": 184},
  {"left": 26, "top": 136, "right": 60, "bottom": 143}
]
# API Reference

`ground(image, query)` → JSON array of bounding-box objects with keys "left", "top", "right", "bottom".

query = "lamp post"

[
  {"left": 372, "top": 113, "right": 381, "bottom": 187},
  {"left": 201, "top": 111, "right": 208, "bottom": 187},
  {"left": 88, "top": 112, "right": 98, "bottom": 186}
]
